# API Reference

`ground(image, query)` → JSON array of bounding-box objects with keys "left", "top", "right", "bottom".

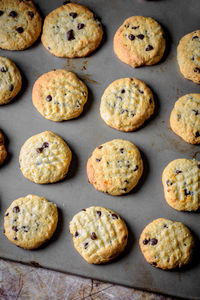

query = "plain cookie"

[
  {"left": 69, "top": 206, "right": 128, "bottom": 264},
  {"left": 100, "top": 77, "right": 155, "bottom": 131},
  {"left": 177, "top": 30, "right": 200, "bottom": 84},
  {"left": 19, "top": 131, "right": 72, "bottom": 184},
  {"left": 87, "top": 139, "right": 143, "bottom": 195},
  {"left": 0, "top": 56, "right": 22, "bottom": 105},
  {"left": 4, "top": 194, "right": 58, "bottom": 249},
  {"left": 41, "top": 3, "right": 103, "bottom": 58},
  {"left": 0, "top": 0, "right": 42, "bottom": 50},
  {"left": 139, "top": 218, "right": 195, "bottom": 269},
  {"left": 170, "top": 94, "right": 200, "bottom": 144},
  {"left": 113, "top": 16, "right": 166, "bottom": 68},
  {"left": 0, "top": 131, "right": 7, "bottom": 164},
  {"left": 32, "top": 70, "right": 88, "bottom": 121}
]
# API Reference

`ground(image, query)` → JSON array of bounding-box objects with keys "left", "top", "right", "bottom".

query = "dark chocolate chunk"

[
  {"left": 93, "top": 14, "right": 101, "bottom": 22},
  {"left": 184, "top": 189, "right": 193, "bottom": 196},
  {"left": 137, "top": 34, "right": 144, "bottom": 40},
  {"left": 46, "top": 95, "right": 52, "bottom": 102},
  {"left": 14, "top": 237, "right": 18, "bottom": 240},
  {"left": 13, "top": 206, "right": 20, "bottom": 213},
  {"left": 0, "top": 11, "right": 4, "bottom": 16},
  {"left": 152, "top": 262, "right": 157, "bottom": 266},
  {"left": 195, "top": 131, "right": 200, "bottom": 138},
  {"left": 143, "top": 239, "right": 149, "bottom": 245},
  {"left": 121, "top": 109, "right": 128, "bottom": 114},
  {"left": 9, "top": 11, "right": 17, "bottom": 17},
  {"left": 22, "top": 226, "right": 29, "bottom": 232},
  {"left": 146, "top": 45, "right": 153, "bottom": 51},
  {"left": 36, "top": 147, "right": 43, "bottom": 153},
  {"left": 82, "top": 208, "right": 86, "bottom": 211},
  {"left": 77, "top": 23, "right": 84, "bottom": 30},
  {"left": 121, "top": 89, "right": 125, "bottom": 93},
  {"left": 5, "top": 212, "right": 9, "bottom": 217},
  {"left": 96, "top": 210, "right": 101, "bottom": 217},
  {"left": 69, "top": 12, "right": 77, "bottom": 18},
  {"left": 124, "top": 180, "right": 129, "bottom": 184},
  {"left": 121, "top": 187, "right": 127, "bottom": 192},
  {"left": 132, "top": 26, "right": 139, "bottom": 29},
  {"left": 198, "top": 164, "right": 200, "bottom": 169},
  {"left": 74, "top": 231, "right": 79, "bottom": 237},
  {"left": 111, "top": 214, "right": 118, "bottom": 219},
  {"left": 194, "top": 67, "right": 200, "bottom": 73},
  {"left": 192, "top": 36, "right": 198, "bottom": 40},
  {"left": 150, "top": 238, "right": 158, "bottom": 245},
  {"left": 120, "top": 148, "right": 124, "bottom": 153},
  {"left": 177, "top": 114, "right": 181, "bottom": 121},
  {"left": 149, "top": 98, "right": 152, "bottom": 104},
  {"left": 43, "top": 142, "right": 49, "bottom": 148},
  {"left": 12, "top": 226, "right": 18, "bottom": 232},
  {"left": 98, "top": 146, "right": 103, "bottom": 149},
  {"left": 96, "top": 158, "right": 102, "bottom": 162},
  {"left": 134, "top": 165, "right": 138, "bottom": 172},
  {"left": 48, "top": 46, "right": 51, "bottom": 50},
  {"left": 128, "top": 34, "right": 135, "bottom": 40},
  {"left": 192, "top": 109, "right": 198, "bottom": 115},
  {"left": 67, "top": 29, "right": 75, "bottom": 40},
  {"left": 16, "top": 27, "right": 24, "bottom": 33},
  {"left": 166, "top": 179, "right": 172, "bottom": 186},
  {"left": 28, "top": 11, "right": 34, "bottom": 19},
  {"left": 91, "top": 232, "right": 97, "bottom": 240},
  {"left": 1, "top": 67, "right": 7, "bottom": 73},
  {"left": 164, "top": 224, "right": 168, "bottom": 228},
  {"left": 9, "top": 84, "right": 14, "bottom": 92},
  {"left": 84, "top": 242, "right": 88, "bottom": 249},
  {"left": 191, "top": 57, "right": 195, "bottom": 61},
  {"left": 63, "top": 1, "right": 70, "bottom": 4},
  {"left": 175, "top": 170, "right": 182, "bottom": 174},
  {"left": 139, "top": 89, "right": 144, "bottom": 94}
]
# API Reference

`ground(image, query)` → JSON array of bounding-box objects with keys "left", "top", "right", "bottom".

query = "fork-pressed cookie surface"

[
  {"left": 170, "top": 94, "right": 200, "bottom": 144},
  {"left": 0, "top": 0, "right": 42, "bottom": 50},
  {"left": 32, "top": 70, "right": 88, "bottom": 121},
  {"left": 113, "top": 16, "right": 165, "bottom": 68},
  {"left": 0, "top": 56, "right": 22, "bottom": 105},
  {"left": 139, "top": 218, "right": 195, "bottom": 269},
  {"left": 87, "top": 139, "right": 143, "bottom": 195},
  {"left": 69, "top": 206, "right": 128, "bottom": 264},
  {"left": 162, "top": 159, "right": 200, "bottom": 211},
  {"left": 4, "top": 194, "right": 58, "bottom": 249},
  {"left": 41, "top": 3, "right": 103, "bottom": 58},
  {"left": 0, "top": 130, "right": 7, "bottom": 164},
  {"left": 100, "top": 77, "right": 155, "bottom": 131},
  {"left": 19, "top": 131, "right": 72, "bottom": 184},
  {"left": 177, "top": 30, "right": 200, "bottom": 84}
]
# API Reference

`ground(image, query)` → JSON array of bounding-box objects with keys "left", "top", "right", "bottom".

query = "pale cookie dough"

[
  {"left": 4, "top": 194, "right": 58, "bottom": 249},
  {"left": 139, "top": 218, "right": 195, "bottom": 269},
  {"left": 100, "top": 77, "right": 155, "bottom": 131},
  {"left": 41, "top": 3, "right": 103, "bottom": 58},
  {"left": 69, "top": 206, "right": 128, "bottom": 264},
  {"left": 87, "top": 139, "right": 143, "bottom": 195},
  {"left": 32, "top": 70, "right": 88, "bottom": 121},
  {"left": 19, "top": 131, "right": 72, "bottom": 184},
  {"left": 113, "top": 16, "right": 166, "bottom": 68}
]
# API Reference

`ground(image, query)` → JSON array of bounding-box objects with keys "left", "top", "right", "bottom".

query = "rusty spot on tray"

[
  {"left": 29, "top": 261, "right": 41, "bottom": 267},
  {"left": 192, "top": 151, "right": 200, "bottom": 160},
  {"left": 81, "top": 60, "right": 88, "bottom": 71},
  {"left": 64, "top": 58, "right": 76, "bottom": 72},
  {"left": 80, "top": 74, "right": 100, "bottom": 85}
]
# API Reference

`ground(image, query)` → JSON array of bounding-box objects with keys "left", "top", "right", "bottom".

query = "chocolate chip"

[
  {"left": 96, "top": 158, "right": 102, "bottom": 162},
  {"left": 63, "top": 0, "right": 70, "bottom": 4},
  {"left": 121, "top": 89, "right": 125, "bottom": 93},
  {"left": 184, "top": 189, "right": 193, "bottom": 196},
  {"left": 120, "top": 148, "right": 124, "bottom": 153},
  {"left": 111, "top": 214, "right": 118, "bottom": 219},
  {"left": 139, "top": 89, "right": 144, "bottom": 94},
  {"left": 152, "top": 262, "right": 157, "bottom": 266},
  {"left": 124, "top": 180, "right": 129, "bottom": 184},
  {"left": 192, "top": 109, "right": 198, "bottom": 115},
  {"left": 67, "top": 29, "right": 75, "bottom": 40},
  {"left": 46, "top": 95, "right": 52, "bottom": 102},
  {"left": 1, "top": 67, "right": 7, "bottom": 73},
  {"left": 5, "top": 212, "right": 9, "bottom": 217},
  {"left": 198, "top": 164, "right": 200, "bottom": 169},
  {"left": 194, "top": 67, "right": 200, "bottom": 73},
  {"left": 13, "top": 206, "right": 20, "bottom": 213},
  {"left": 146, "top": 45, "right": 153, "bottom": 51},
  {"left": 91, "top": 232, "right": 97, "bottom": 240},
  {"left": 121, "top": 109, "right": 128, "bottom": 114},
  {"left": 0, "top": 11, "right": 4, "bottom": 16},
  {"left": 164, "top": 224, "right": 168, "bottom": 228},
  {"left": 93, "top": 14, "right": 101, "bottom": 22},
  {"left": 131, "top": 112, "right": 135, "bottom": 117},
  {"left": 121, "top": 187, "right": 127, "bottom": 192},
  {"left": 22, "top": 226, "right": 29, "bottom": 232},
  {"left": 28, "top": 11, "right": 34, "bottom": 19},
  {"left": 149, "top": 98, "right": 152, "bottom": 104},
  {"left": 9, "top": 11, "right": 17, "bottom": 17},
  {"left": 128, "top": 34, "right": 135, "bottom": 40},
  {"left": 124, "top": 24, "right": 129, "bottom": 28},
  {"left": 150, "top": 238, "right": 158, "bottom": 245},
  {"left": 191, "top": 57, "right": 195, "bottom": 61},
  {"left": 192, "top": 36, "right": 198, "bottom": 40},
  {"left": 84, "top": 242, "right": 88, "bottom": 249},
  {"left": 176, "top": 170, "right": 182, "bottom": 174},
  {"left": 48, "top": 46, "right": 51, "bottom": 50},
  {"left": 82, "top": 208, "right": 86, "bottom": 211},
  {"left": 77, "top": 23, "right": 84, "bottom": 30},
  {"left": 137, "top": 34, "right": 144, "bottom": 40},
  {"left": 143, "top": 239, "right": 149, "bottom": 245},
  {"left": 177, "top": 114, "right": 181, "bottom": 121},
  {"left": 134, "top": 165, "right": 138, "bottom": 172},
  {"left": 166, "top": 179, "right": 172, "bottom": 186},
  {"left": 43, "top": 142, "right": 49, "bottom": 148},
  {"left": 97, "top": 210, "right": 101, "bottom": 217},
  {"left": 69, "top": 12, "right": 77, "bottom": 18},
  {"left": 14, "top": 237, "right": 18, "bottom": 240},
  {"left": 36, "top": 147, "right": 43, "bottom": 153},
  {"left": 132, "top": 26, "right": 139, "bottom": 29},
  {"left": 74, "top": 231, "right": 79, "bottom": 237},
  {"left": 9, "top": 84, "right": 14, "bottom": 92},
  {"left": 12, "top": 226, "right": 18, "bottom": 232},
  {"left": 195, "top": 131, "right": 200, "bottom": 138},
  {"left": 16, "top": 27, "right": 24, "bottom": 33},
  {"left": 98, "top": 146, "right": 103, "bottom": 149}
]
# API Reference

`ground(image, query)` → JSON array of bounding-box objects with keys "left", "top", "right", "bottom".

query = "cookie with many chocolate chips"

[
  {"left": 69, "top": 206, "right": 128, "bottom": 264},
  {"left": 100, "top": 77, "right": 155, "bottom": 131},
  {"left": 162, "top": 159, "right": 200, "bottom": 211},
  {"left": 139, "top": 218, "right": 195, "bottom": 269},
  {"left": 0, "top": 56, "right": 22, "bottom": 105},
  {"left": 41, "top": 3, "right": 103, "bottom": 58},
  {"left": 87, "top": 139, "right": 143, "bottom": 195},
  {"left": 177, "top": 30, "right": 200, "bottom": 84},
  {"left": 32, "top": 70, "right": 88, "bottom": 121},
  {"left": 4, "top": 194, "right": 58, "bottom": 249},
  {"left": 19, "top": 131, "right": 72, "bottom": 184},
  {"left": 113, "top": 16, "right": 165, "bottom": 68},
  {"left": 170, "top": 94, "right": 200, "bottom": 144},
  {"left": 0, "top": 0, "right": 42, "bottom": 50},
  {"left": 0, "top": 131, "right": 7, "bottom": 165}
]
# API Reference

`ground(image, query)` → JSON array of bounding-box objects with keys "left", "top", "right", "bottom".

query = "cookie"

[
  {"left": 0, "top": 56, "right": 22, "bottom": 105},
  {"left": 0, "top": 0, "right": 42, "bottom": 50},
  {"left": 87, "top": 139, "right": 143, "bottom": 195},
  {"left": 4, "top": 194, "right": 58, "bottom": 249},
  {"left": 69, "top": 206, "right": 128, "bottom": 264},
  {"left": 41, "top": 3, "right": 103, "bottom": 58},
  {"left": 170, "top": 94, "right": 200, "bottom": 144},
  {"left": 0, "top": 131, "right": 7, "bottom": 164},
  {"left": 19, "top": 131, "right": 72, "bottom": 184},
  {"left": 162, "top": 159, "right": 200, "bottom": 211},
  {"left": 113, "top": 16, "right": 166, "bottom": 68},
  {"left": 100, "top": 77, "right": 155, "bottom": 131},
  {"left": 32, "top": 70, "right": 88, "bottom": 122},
  {"left": 177, "top": 30, "right": 200, "bottom": 84},
  {"left": 139, "top": 218, "right": 195, "bottom": 269}
]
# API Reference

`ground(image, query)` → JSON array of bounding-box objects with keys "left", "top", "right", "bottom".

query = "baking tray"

[{"left": 0, "top": 0, "right": 200, "bottom": 298}]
